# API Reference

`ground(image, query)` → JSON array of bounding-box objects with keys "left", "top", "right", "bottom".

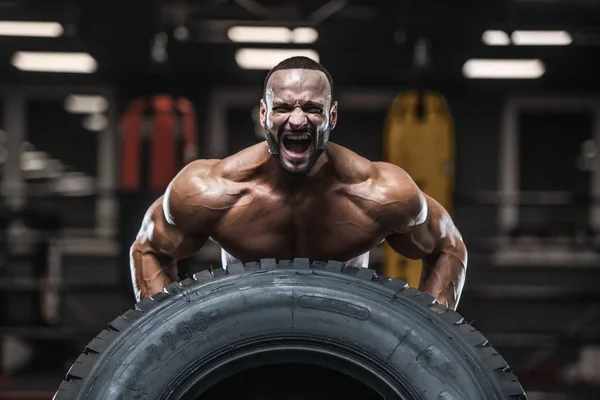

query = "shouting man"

[{"left": 130, "top": 56, "right": 467, "bottom": 310}]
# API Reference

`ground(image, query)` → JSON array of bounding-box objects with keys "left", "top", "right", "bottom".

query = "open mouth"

[{"left": 281, "top": 133, "right": 313, "bottom": 159}]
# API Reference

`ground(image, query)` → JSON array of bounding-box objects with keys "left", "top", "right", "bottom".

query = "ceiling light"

[
  {"left": 292, "top": 28, "right": 318, "bottom": 44},
  {"left": 0, "top": 21, "right": 64, "bottom": 37},
  {"left": 462, "top": 59, "right": 545, "bottom": 79},
  {"left": 11, "top": 51, "right": 97, "bottom": 73},
  {"left": 227, "top": 26, "right": 318, "bottom": 44},
  {"left": 511, "top": 30, "right": 572, "bottom": 45},
  {"left": 482, "top": 30, "right": 510, "bottom": 46},
  {"left": 228, "top": 26, "right": 291, "bottom": 43},
  {"left": 65, "top": 95, "right": 109, "bottom": 114},
  {"left": 235, "top": 48, "right": 319, "bottom": 70}
]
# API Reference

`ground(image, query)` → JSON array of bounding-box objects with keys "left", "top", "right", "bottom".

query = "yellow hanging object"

[{"left": 381, "top": 90, "right": 455, "bottom": 288}]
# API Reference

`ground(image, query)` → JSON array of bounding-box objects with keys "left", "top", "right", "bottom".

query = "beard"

[{"left": 265, "top": 125, "right": 330, "bottom": 176}]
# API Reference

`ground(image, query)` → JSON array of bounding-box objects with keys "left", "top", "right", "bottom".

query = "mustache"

[{"left": 281, "top": 128, "right": 314, "bottom": 135}]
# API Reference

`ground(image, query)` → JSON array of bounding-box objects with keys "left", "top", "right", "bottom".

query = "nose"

[{"left": 288, "top": 107, "right": 308, "bottom": 129}]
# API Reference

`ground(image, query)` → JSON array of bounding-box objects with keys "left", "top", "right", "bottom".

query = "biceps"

[
  {"left": 386, "top": 223, "right": 438, "bottom": 260},
  {"left": 386, "top": 195, "right": 456, "bottom": 259},
  {"left": 137, "top": 197, "right": 208, "bottom": 259}
]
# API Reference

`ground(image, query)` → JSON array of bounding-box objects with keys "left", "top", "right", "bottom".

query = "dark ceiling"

[{"left": 0, "top": 0, "right": 599, "bottom": 91}]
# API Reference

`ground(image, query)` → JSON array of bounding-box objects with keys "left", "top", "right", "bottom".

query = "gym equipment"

[
  {"left": 382, "top": 90, "right": 455, "bottom": 288},
  {"left": 54, "top": 259, "right": 526, "bottom": 400},
  {"left": 119, "top": 95, "right": 198, "bottom": 193}
]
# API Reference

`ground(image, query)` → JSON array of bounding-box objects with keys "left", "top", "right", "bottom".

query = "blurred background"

[{"left": 0, "top": 0, "right": 600, "bottom": 399}]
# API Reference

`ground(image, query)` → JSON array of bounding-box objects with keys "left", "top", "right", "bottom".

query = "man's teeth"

[{"left": 287, "top": 134, "right": 310, "bottom": 140}]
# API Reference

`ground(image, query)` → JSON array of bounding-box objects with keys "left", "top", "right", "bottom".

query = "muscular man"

[{"left": 130, "top": 56, "right": 467, "bottom": 310}]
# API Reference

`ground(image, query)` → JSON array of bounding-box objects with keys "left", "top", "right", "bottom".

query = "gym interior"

[{"left": 1, "top": 0, "right": 599, "bottom": 399}]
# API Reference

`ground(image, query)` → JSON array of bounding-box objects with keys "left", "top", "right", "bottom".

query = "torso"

[{"left": 196, "top": 142, "right": 396, "bottom": 266}]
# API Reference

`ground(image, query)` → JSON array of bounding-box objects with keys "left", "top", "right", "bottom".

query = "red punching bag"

[{"left": 119, "top": 95, "right": 198, "bottom": 192}]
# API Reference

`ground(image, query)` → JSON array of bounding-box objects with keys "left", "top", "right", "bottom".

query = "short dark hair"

[{"left": 263, "top": 56, "right": 334, "bottom": 100}]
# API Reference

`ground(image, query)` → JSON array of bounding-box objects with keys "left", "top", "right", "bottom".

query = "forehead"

[{"left": 266, "top": 69, "right": 330, "bottom": 101}]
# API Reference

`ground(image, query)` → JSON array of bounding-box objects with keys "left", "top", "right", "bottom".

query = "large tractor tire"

[{"left": 54, "top": 259, "right": 527, "bottom": 400}]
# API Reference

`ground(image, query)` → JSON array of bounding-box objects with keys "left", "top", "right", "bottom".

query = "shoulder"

[
  {"left": 325, "top": 144, "right": 427, "bottom": 230},
  {"left": 167, "top": 142, "right": 266, "bottom": 195},
  {"left": 325, "top": 142, "right": 376, "bottom": 183},
  {"left": 212, "top": 142, "right": 270, "bottom": 182},
  {"left": 166, "top": 142, "right": 269, "bottom": 211},
  {"left": 163, "top": 159, "right": 238, "bottom": 231},
  {"left": 166, "top": 159, "right": 221, "bottom": 203},
  {"left": 372, "top": 161, "right": 417, "bottom": 190},
  {"left": 370, "top": 162, "right": 428, "bottom": 232},
  {"left": 325, "top": 142, "right": 423, "bottom": 214}
]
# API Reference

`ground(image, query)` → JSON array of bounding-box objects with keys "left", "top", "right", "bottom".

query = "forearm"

[
  {"left": 419, "top": 251, "right": 466, "bottom": 310},
  {"left": 130, "top": 244, "right": 178, "bottom": 302}
]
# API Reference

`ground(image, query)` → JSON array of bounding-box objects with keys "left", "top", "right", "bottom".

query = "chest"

[{"left": 211, "top": 186, "right": 385, "bottom": 261}]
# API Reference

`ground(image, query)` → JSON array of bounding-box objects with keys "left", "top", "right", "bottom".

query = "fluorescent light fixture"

[
  {"left": 482, "top": 30, "right": 510, "bottom": 46},
  {"left": 11, "top": 51, "right": 97, "bottom": 73},
  {"left": 235, "top": 48, "right": 319, "bottom": 70},
  {"left": 229, "top": 26, "right": 291, "bottom": 43},
  {"left": 65, "top": 95, "right": 109, "bottom": 114},
  {"left": 511, "top": 30, "right": 572, "bottom": 45},
  {"left": 227, "top": 26, "right": 318, "bottom": 44},
  {"left": 291, "top": 28, "right": 318, "bottom": 44},
  {"left": 0, "top": 21, "right": 63, "bottom": 37},
  {"left": 462, "top": 59, "right": 545, "bottom": 79}
]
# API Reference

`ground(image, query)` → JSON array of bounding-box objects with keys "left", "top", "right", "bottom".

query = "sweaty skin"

[{"left": 131, "top": 68, "right": 467, "bottom": 310}]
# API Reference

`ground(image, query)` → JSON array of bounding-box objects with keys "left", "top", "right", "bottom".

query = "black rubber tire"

[{"left": 53, "top": 259, "right": 527, "bottom": 400}]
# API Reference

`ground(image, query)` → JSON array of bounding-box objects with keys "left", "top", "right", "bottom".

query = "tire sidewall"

[{"left": 81, "top": 271, "right": 501, "bottom": 400}]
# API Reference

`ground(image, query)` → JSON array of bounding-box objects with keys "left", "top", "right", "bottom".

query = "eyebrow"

[
  {"left": 272, "top": 100, "right": 324, "bottom": 108},
  {"left": 272, "top": 100, "right": 290, "bottom": 107},
  {"left": 304, "top": 101, "right": 324, "bottom": 108}
]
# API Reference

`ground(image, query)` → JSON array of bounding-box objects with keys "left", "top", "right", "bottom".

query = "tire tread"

[{"left": 53, "top": 259, "right": 527, "bottom": 400}]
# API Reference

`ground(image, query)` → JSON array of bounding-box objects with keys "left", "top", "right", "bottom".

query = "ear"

[
  {"left": 329, "top": 101, "right": 339, "bottom": 130},
  {"left": 259, "top": 99, "right": 267, "bottom": 129}
]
